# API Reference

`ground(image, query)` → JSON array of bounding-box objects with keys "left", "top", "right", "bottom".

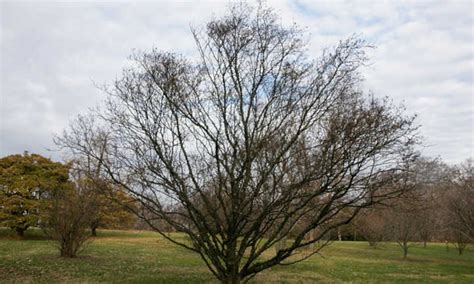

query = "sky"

[{"left": 0, "top": 0, "right": 473, "bottom": 164}]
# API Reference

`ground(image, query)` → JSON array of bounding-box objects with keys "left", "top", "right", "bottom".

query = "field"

[{"left": 0, "top": 229, "right": 472, "bottom": 283}]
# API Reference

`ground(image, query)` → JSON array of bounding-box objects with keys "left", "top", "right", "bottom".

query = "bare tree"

[
  {"left": 383, "top": 158, "right": 446, "bottom": 258},
  {"left": 417, "top": 207, "right": 434, "bottom": 248},
  {"left": 354, "top": 208, "right": 387, "bottom": 248},
  {"left": 56, "top": 3, "right": 418, "bottom": 283},
  {"left": 59, "top": 130, "right": 136, "bottom": 237},
  {"left": 44, "top": 179, "right": 95, "bottom": 258},
  {"left": 385, "top": 195, "right": 421, "bottom": 259},
  {"left": 447, "top": 230, "right": 469, "bottom": 255},
  {"left": 444, "top": 159, "right": 473, "bottom": 255},
  {"left": 412, "top": 157, "right": 450, "bottom": 247}
]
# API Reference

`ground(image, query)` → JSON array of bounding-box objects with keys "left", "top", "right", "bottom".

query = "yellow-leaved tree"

[
  {"left": 84, "top": 178, "right": 136, "bottom": 236},
  {"left": 0, "top": 152, "right": 70, "bottom": 236}
]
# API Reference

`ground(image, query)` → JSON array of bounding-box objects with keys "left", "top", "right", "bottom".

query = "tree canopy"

[
  {"left": 57, "top": 3, "right": 419, "bottom": 283},
  {"left": 0, "top": 153, "right": 70, "bottom": 236}
]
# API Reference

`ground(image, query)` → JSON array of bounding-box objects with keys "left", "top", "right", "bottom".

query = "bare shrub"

[{"left": 45, "top": 180, "right": 94, "bottom": 258}]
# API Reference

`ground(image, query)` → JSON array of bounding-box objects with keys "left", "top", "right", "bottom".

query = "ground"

[{"left": 0, "top": 228, "right": 472, "bottom": 283}]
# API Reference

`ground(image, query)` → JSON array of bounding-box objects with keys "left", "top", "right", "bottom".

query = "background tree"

[
  {"left": 443, "top": 159, "right": 473, "bottom": 254},
  {"left": 87, "top": 186, "right": 136, "bottom": 236},
  {"left": 411, "top": 157, "right": 450, "bottom": 247},
  {"left": 0, "top": 153, "right": 69, "bottom": 236},
  {"left": 56, "top": 127, "right": 137, "bottom": 236},
  {"left": 381, "top": 158, "right": 448, "bottom": 258},
  {"left": 354, "top": 208, "right": 387, "bottom": 248},
  {"left": 385, "top": 194, "right": 421, "bottom": 259},
  {"left": 417, "top": 204, "right": 435, "bottom": 248},
  {"left": 57, "top": 3, "right": 418, "bottom": 283}
]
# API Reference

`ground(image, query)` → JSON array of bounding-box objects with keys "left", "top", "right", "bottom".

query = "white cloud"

[{"left": 0, "top": 0, "right": 472, "bottom": 164}]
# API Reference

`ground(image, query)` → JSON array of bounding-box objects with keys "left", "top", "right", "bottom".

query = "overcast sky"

[{"left": 1, "top": 0, "right": 472, "bottom": 164}]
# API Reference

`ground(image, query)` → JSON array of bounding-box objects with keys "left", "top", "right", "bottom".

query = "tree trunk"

[
  {"left": 91, "top": 226, "right": 97, "bottom": 236},
  {"left": 16, "top": 227, "right": 25, "bottom": 237},
  {"left": 403, "top": 246, "right": 408, "bottom": 259},
  {"left": 223, "top": 274, "right": 241, "bottom": 284},
  {"left": 423, "top": 241, "right": 427, "bottom": 248},
  {"left": 224, "top": 240, "right": 241, "bottom": 284},
  {"left": 60, "top": 246, "right": 76, "bottom": 258}
]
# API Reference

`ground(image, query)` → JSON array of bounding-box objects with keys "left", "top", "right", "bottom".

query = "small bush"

[{"left": 44, "top": 182, "right": 94, "bottom": 257}]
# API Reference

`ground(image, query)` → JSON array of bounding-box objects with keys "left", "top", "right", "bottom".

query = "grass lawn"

[{"left": 0, "top": 228, "right": 472, "bottom": 283}]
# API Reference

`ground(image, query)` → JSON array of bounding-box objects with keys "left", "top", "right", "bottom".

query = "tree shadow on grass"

[{"left": 0, "top": 227, "right": 50, "bottom": 240}]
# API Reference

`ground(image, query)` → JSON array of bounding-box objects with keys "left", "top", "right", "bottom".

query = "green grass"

[{"left": 0, "top": 228, "right": 472, "bottom": 283}]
